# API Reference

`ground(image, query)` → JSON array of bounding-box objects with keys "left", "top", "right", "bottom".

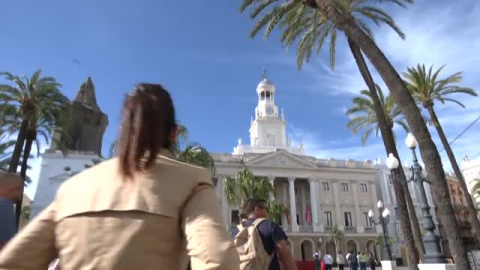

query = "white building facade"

[
  {"left": 214, "top": 75, "right": 384, "bottom": 262},
  {"left": 462, "top": 155, "right": 480, "bottom": 209}
]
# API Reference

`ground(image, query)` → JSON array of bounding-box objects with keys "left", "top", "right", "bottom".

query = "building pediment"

[{"left": 245, "top": 150, "right": 316, "bottom": 169}]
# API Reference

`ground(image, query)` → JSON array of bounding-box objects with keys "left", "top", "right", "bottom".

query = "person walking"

[
  {"left": 359, "top": 252, "right": 368, "bottom": 270},
  {"left": 347, "top": 251, "right": 358, "bottom": 270},
  {"left": 237, "top": 198, "right": 297, "bottom": 270},
  {"left": 314, "top": 252, "right": 321, "bottom": 270},
  {"left": 368, "top": 252, "right": 377, "bottom": 270},
  {"left": 0, "top": 84, "right": 240, "bottom": 270},
  {"left": 336, "top": 251, "right": 346, "bottom": 270},
  {"left": 323, "top": 252, "right": 333, "bottom": 270}
]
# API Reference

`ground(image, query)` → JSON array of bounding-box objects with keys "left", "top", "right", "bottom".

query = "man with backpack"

[
  {"left": 233, "top": 198, "right": 297, "bottom": 270},
  {"left": 347, "top": 251, "right": 358, "bottom": 270}
]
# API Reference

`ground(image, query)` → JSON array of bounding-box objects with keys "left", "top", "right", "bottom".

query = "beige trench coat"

[{"left": 0, "top": 151, "right": 239, "bottom": 270}]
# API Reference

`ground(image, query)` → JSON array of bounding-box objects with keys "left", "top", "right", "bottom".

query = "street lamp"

[
  {"left": 369, "top": 200, "right": 393, "bottom": 261},
  {"left": 405, "top": 133, "right": 447, "bottom": 264}
]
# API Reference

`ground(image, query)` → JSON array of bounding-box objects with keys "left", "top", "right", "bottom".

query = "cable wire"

[{"left": 439, "top": 114, "right": 480, "bottom": 153}]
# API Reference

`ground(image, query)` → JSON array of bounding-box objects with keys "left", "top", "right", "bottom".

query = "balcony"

[
  {"left": 282, "top": 225, "right": 292, "bottom": 233},
  {"left": 324, "top": 226, "right": 333, "bottom": 233},
  {"left": 344, "top": 226, "right": 357, "bottom": 233},
  {"left": 299, "top": 226, "right": 313, "bottom": 233},
  {"left": 364, "top": 227, "right": 376, "bottom": 233}
]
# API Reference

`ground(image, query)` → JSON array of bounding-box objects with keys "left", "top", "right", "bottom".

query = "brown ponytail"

[{"left": 117, "top": 84, "right": 176, "bottom": 179}]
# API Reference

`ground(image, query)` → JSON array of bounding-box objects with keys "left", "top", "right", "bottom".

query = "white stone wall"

[{"left": 31, "top": 151, "right": 102, "bottom": 218}]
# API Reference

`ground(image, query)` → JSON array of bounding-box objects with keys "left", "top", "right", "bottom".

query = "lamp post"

[
  {"left": 369, "top": 200, "right": 393, "bottom": 261},
  {"left": 405, "top": 133, "right": 447, "bottom": 264}
]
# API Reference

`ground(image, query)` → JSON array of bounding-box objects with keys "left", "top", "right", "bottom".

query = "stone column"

[
  {"left": 352, "top": 182, "right": 364, "bottom": 233},
  {"left": 300, "top": 183, "right": 307, "bottom": 226},
  {"left": 332, "top": 182, "right": 343, "bottom": 230},
  {"left": 289, "top": 177, "right": 299, "bottom": 232},
  {"left": 316, "top": 179, "right": 324, "bottom": 232},
  {"left": 268, "top": 176, "right": 275, "bottom": 201},
  {"left": 309, "top": 178, "right": 321, "bottom": 232},
  {"left": 282, "top": 183, "right": 288, "bottom": 226},
  {"left": 370, "top": 182, "right": 381, "bottom": 232},
  {"left": 383, "top": 172, "right": 392, "bottom": 204},
  {"left": 221, "top": 176, "right": 230, "bottom": 229}
]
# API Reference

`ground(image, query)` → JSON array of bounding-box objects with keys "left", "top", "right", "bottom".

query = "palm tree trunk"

[
  {"left": 347, "top": 38, "right": 419, "bottom": 270},
  {"left": 313, "top": 1, "right": 469, "bottom": 268},
  {"left": 15, "top": 134, "right": 33, "bottom": 230},
  {"left": 7, "top": 119, "right": 28, "bottom": 173},
  {"left": 426, "top": 105, "right": 480, "bottom": 244}
]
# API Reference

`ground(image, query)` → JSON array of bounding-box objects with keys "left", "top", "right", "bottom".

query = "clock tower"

[{"left": 233, "top": 70, "right": 304, "bottom": 155}]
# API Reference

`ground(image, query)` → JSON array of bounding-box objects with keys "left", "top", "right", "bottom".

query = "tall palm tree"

[
  {"left": 242, "top": 0, "right": 422, "bottom": 266},
  {"left": 0, "top": 69, "right": 70, "bottom": 227},
  {"left": 345, "top": 85, "right": 426, "bottom": 257},
  {"left": 224, "top": 169, "right": 274, "bottom": 213},
  {"left": 403, "top": 64, "right": 480, "bottom": 244},
  {"left": 327, "top": 224, "right": 344, "bottom": 254}
]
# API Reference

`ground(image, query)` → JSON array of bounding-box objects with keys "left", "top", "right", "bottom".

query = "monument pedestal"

[
  {"left": 418, "top": 264, "right": 456, "bottom": 270},
  {"left": 380, "top": 260, "right": 397, "bottom": 270}
]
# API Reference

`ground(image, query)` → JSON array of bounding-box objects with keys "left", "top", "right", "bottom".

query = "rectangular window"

[
  {"left": 388, "top": 174, "right": 393, "bottom": 185},
  {"left": 341, "top": 183, "right": 349, "bottom": 192},
  {"left": 323, "top": 182, "right": 330, "bottom": 191},
  {"left": 344, "top": 212, "right": 353, "bottom": 227},
  {"left": 325, "top": 211, "right": 333, "bottom": 226},
  {"left": 267, "top": 134, "right": 276, "bottom": 146},
  {"left": 360, "top": 183, "right": 368, "bottom": 192},
  {"left": 394, "top": 207, "right": 400, "bottom": 221},
  {"left": 364, "top": 212, "right": 372, "bottom": 227},
  {"left": 231, "top": 210, "right": 240, "bottom": 225}
]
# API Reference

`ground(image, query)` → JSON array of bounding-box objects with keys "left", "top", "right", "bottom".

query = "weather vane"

[{"left": 262, "top": 68, "right": 267, "bottom": 79}]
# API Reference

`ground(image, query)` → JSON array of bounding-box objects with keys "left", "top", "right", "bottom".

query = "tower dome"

[{"left": 256, "top": 69, "right": 276, "bottom": 94}]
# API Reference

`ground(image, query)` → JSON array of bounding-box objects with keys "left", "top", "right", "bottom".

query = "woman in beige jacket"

[{"left": 0, "top": 83, "right": 240, "bottom": 270}]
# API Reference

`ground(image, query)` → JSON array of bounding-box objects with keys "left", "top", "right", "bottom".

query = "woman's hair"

[{"left": 117, "top": 83, "right": 176, "bottom": 178}]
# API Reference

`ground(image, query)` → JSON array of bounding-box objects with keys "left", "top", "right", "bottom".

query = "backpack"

[
  {"left": 233, "top": 218, "right": 273, "bottom": 270},
  {"left": 348, "top": 254, "right": 358, "bottom": 264}
]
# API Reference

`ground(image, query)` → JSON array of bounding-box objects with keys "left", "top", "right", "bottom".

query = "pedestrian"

[
  {"left": 368, "top": 252, "right": 377, "bottom": 270},
  {"left": 0, "top": 84, "right": 240, "bottom": 269},
  {"left": 359, "top": 252, "right": 368, "bottom": 270},
  {"left": 0, "top": 171, "right": 22, "bottom": 251},
  {"left": 323, "top": 252, "right": 333, "bottom": 270},
  {"left": 336, "top": 251, "right": 346, "bottom": 270},
  {"left": 314, "top": 252, "right": 321, "bottom": 270},
  {"left": 234, "top": 198, "right": 297, "bottom": 270},
  {"left": 347, "top": 251, "right": 358, "bottom": 270}
]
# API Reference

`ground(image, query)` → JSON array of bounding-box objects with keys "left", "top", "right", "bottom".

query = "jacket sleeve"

[
  {"left": 182, "top": 184, "right": 240, "bottom": 270},
  {"left": 0, "top": 202, "right": 57, "bottom": 270}
]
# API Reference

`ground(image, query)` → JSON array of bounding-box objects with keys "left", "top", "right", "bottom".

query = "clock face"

[{"left": 266, "top": 107, "right": 274, "bottom": 114}]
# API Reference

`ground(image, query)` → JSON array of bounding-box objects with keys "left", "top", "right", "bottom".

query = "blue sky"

[{"left": 1, "top": 0, "right": 479, "bottom": 199}]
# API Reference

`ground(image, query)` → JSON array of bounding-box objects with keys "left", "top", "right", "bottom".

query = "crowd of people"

[{"left": 314, "top": 250, "right": 378, "bottom": 270}]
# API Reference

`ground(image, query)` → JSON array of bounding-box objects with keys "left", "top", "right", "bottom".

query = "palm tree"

[
  {"left": 327, "top": 224, "right": 344, "bottom": 254},
  {"left": 268, "top": 200, "right": 287, "bottom": 224},
  {"left": 403, "top": 64, "right": 480, "bottom": 244},
  {"left": 0, "top": 69, "right": 70, "bottom": 227},
  {"left": 346, "top": 85, "right": 409, "bottom": 145},
  {"left": 177, "top": 143, "right": 216, "bottom": 175},
  {"left": 242, "top": 0, "right": 422, "bottom": 266},
  {"left": 224, "top": 169, "right": 274, "bottom": 213},
  {"left": 346, "top": 85, "right": 425, "bottom": 257}
]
